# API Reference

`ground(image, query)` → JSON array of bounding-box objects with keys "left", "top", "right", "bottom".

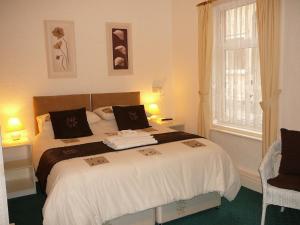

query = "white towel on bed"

[
  {"left": 103, "top": 130, "right": 157, "bottom": 150},
  {"left": 104, "top": 137, "right": 157, "bottom": 150},
  {"left": 106, "top": 130, "right": 151, "bottom": 141}
]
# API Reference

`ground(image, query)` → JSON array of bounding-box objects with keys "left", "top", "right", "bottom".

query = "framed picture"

[
  {"left": 106, "top": 22, "right": 133, "bottom": 76},
  {"left": 44, "top": 20, "right": 77, "bottom": 78}
]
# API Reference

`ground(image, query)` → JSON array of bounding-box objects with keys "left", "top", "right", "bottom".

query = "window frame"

[{"left": 211, "top": 0, "right": 262, "bottom": 139}]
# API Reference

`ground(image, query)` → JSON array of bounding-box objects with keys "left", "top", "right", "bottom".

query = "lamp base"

[
  {"left": 11, "top": 132, "right": 21, "bottom": 141},
  {"left": 148, "top": 115, "right": 162, "bottom": 123}
]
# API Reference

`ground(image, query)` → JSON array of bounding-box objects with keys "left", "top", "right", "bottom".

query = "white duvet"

[{"left": 33, "top": 120, "right": 241, "bottom": 225}]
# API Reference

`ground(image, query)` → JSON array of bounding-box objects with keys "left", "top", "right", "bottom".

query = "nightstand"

[
  {"left": 155, "top": 120, "right": 185, "bottom": 131},
  {"left": 2, "top": 140, "right": 36, "bottom": 199}
]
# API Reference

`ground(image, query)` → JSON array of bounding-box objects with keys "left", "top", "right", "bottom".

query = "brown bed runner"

[{"left": 36, "top": 131, "right": 202, "bottom": 193}]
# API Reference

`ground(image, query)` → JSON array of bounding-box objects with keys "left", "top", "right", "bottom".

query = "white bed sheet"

[{"left": 33, "top": 120, "right": 241, "bottom": 225}]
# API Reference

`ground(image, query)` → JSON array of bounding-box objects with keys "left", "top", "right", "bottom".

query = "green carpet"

[{"left": 8, "top": 185, "right": 300, "bottom": 225}]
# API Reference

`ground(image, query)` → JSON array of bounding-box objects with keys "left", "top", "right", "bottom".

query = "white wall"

[
  {"left": 279, "top": 0, "right": 300, "bottom": 130},
  {"left": 0, "top": 0, "right": 173, "bottom": 137},
  {"left": 172, "top": 0, "right": 200, "bottom": 134},
  {"left": 172, "top": 0, "right": 300, "bottom": 192}
]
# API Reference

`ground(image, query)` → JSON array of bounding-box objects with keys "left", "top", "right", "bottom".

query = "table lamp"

[
  {"left": 7, "top": 117, "right": 24, "bottom": 141},
  {"left": 148, "top": 103, "right": 160, "bottom": 121}
]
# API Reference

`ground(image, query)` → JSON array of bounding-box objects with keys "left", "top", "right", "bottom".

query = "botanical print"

[
  {"left": 112, "top": 28, "right": 128, "bottom": 69},
  {"left": 52, "top": 27, "right": 70, "bottom": 71},
  {"left": 45, "top": 20, "right": 77, "bottom": 78},
  {"left": 106, "top": 22, "right": 133, "bottom": 75}
]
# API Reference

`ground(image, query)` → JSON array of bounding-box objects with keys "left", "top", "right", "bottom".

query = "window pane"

[{"left": 225, "top": 3, "right": 256, "bottom": 40}]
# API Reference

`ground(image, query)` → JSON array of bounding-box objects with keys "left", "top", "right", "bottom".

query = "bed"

[{"left": 32, "top": 92, "right": 241, "bottom": 225}]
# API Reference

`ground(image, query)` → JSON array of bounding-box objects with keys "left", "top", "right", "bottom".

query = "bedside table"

[
  {"left": 156, "top": 120, "right": 185, "bottom": 131},
  {"left": 2, "top": 140, "right": 36, "bottom": 199}
]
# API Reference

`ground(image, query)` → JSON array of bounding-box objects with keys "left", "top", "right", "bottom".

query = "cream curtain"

[
  {"left": 198, "top": 2, "right": 213, "bottom": 138},
  {"left": 256, "top": 0, "right": 280, "bottom": 156}
]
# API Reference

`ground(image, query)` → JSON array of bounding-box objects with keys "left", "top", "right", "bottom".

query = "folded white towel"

[
  {"left": 104, "top": 137, "right": 158, "bottom": 150},
  {"left": 106, "top": 130, "right": 151, "bottom": 142},
  {"left": 105, "top": 137, "right": 156, "bottom": 146},
  {"left": 103, "top": 130, "right": 157, "bottom": 150}
]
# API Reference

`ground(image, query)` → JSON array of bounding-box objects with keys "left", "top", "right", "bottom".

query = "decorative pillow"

[
  {"left": 279, "top": 128, "right": 300, "bottom": 175},
  {"left": 37, "top": 111, "right": 101, "bottom": 133},
  {"left": 112, "top": 105, "right": 150, "bottom": 130},
  {"left": 93, "top": 106, "right": 115, "bottom": 121},
  {"left": 49, "top": 108, "right": 93, "bottom": 139}
]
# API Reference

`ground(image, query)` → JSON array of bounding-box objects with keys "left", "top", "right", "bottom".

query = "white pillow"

[
  {"left": 36, "top": 111, "right": 101, "bottom": 133},
  {"left": 36, "top": 114, "right": 51, "bottom": 133},
  {"left": 41, "top": 120, "right": 54, "bottom": 136},
  {"left": 86, "top": 111, "right": 102, "bottom": 124},
  {"left": 93, "top": 106, "right": 115, "bottom": 121}
]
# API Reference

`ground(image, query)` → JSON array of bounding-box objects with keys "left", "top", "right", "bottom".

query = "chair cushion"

[
  {"left": 268, "top": 174, "right": 300, "bottom": 192},
  {"left": 279, "top": 128, "right": 300, "bottom": 175}
]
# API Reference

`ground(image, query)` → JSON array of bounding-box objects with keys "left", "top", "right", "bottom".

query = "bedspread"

[{"left": 41, "top": 137, "right": 240, "bottom": 225}]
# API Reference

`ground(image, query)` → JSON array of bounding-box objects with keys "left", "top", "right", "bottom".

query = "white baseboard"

[{"left": 239, "top": 168, "right": 262, "bottom": 193}]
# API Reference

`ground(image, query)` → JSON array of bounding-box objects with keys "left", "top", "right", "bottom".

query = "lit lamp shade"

[
  {"left": 148, "top": 103, "right": 160, "bottom": 115},
  {"left": 7, "top": 117, "right": 24, "bottom": 141},
  {"left": 148, "top": 103, "right": 160, "bottom": 121}
]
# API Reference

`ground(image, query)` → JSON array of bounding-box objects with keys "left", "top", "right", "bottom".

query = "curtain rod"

[{"left": 196, "top": 0, "right": 217, "bottom": 7}]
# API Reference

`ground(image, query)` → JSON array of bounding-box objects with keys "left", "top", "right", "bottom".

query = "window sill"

[{"left": 210, "top": 125, "right": 262, "bottom": 141}]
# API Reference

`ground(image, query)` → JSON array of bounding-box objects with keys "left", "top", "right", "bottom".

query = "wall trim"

[{"left": 239, "top": 168, "right": 262, "bottom": 193}]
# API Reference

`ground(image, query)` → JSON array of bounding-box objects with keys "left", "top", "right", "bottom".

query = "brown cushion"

[
  {"left": 268, "top": 174, "right": 300, "bottom": 192},
  {"left": 279, "top": 128, "right": 300, "bottom": 175},
  {"left": 112, "top": 105, "right": 150, "bottom": 131},
  {"left": 50, "top": 108, "right": 93, "bottom": 139}
]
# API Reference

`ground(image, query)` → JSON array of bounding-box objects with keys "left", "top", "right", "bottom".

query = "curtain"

[
  {"left": 212, "top": 0, "right": 262, "bottom": 134},
  {"left": 256, "top": 0, "right": 280, "bottom": 156},
  {"left": 0, "top": 131, "right": 9, "bottom": 225},
  {"left": 198, "top": 2, "right": 213, "bottom": 138}
]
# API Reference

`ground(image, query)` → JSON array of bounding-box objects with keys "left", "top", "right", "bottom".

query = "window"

[{"left": 212, "top": 0, "right": 262, "bottom": 137}]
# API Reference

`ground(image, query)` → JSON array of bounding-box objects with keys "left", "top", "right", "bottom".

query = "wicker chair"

[{"left": 259, "top": 140, "right": 300, "bottom": 225}]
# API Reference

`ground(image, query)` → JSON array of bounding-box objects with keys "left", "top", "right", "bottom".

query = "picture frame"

[
  {"left": 44, "top": 20, "right": 77, "bottom": 78},
  {"left": 106, "top": 22, "right": 133, "bottom": 76}
]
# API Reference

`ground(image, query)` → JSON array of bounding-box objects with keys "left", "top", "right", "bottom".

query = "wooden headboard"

[
  {"left": 33, "top": 94, "right": 91, "bottom": 134},
  {"left": 33, "top": 92, "right": 140, "bottom": 134},
  {"left": 91, "top": 92, "right": 140, "bottom": 109}
]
